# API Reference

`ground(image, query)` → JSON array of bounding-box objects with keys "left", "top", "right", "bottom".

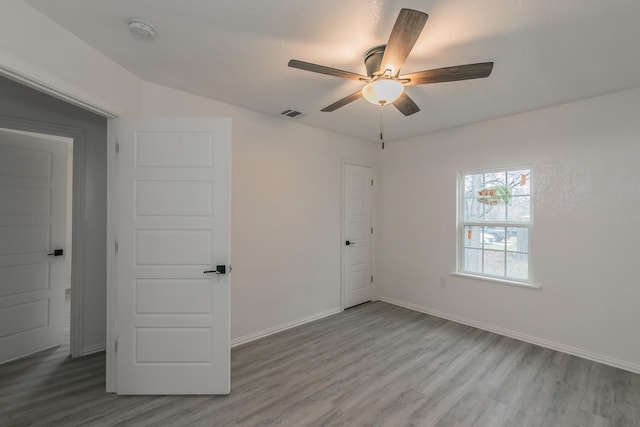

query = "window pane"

[
  {"left": 483, "top": 250, "right": 505, "bottom": 276},
  {"left": 507, "top": 253, "right": 529, "bottom": 279},
  {"left": 506, "top": 227, "right": 529, "bottom": 253},
  {"left": 464, "top": 197, "right": 484, "bottom": 221},
  {"left": 464, "top": 226, "right": 483, "bottom": 249},
  {"left": 508, "top": 169, "right": 531, "bottom": 196},
  {"left": 484, "top": 202, "right": 507, "bottom": 222},
  {"left": 484, "top": 226, "right": 506, "bottom": 250},
  {"left": 484, "top": 171, "right": 506, "bottom": 188},
  {"left": 473, "top": 172, "right": 510, "bottom": 222},
  {"left": 464, "top": 248, "right": 482, "bottom": 273},
  {"left": 507, "top": 195, "right": 530, "bottom": 222},
  {"left": 464, "top": 174, "right": 485, "bottom": 221},
  {"left": 464, "top": 174, "right": 484, "bottom": 198}
]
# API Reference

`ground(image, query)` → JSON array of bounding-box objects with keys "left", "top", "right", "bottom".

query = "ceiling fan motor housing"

[{"left": 364, "top": 45, "right": 386, "bottom": 77}]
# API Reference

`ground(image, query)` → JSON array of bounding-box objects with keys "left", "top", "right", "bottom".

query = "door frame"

[
  {"left": 0, "top": 66, "right": 119, "bottom": 390},
  {"left": 341, "top": 160, "right": 376, "bottom": 310}
]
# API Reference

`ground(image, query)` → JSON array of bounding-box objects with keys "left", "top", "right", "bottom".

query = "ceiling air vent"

[{"left": 280, "top": 109, "right": 305, "bottom": 119}]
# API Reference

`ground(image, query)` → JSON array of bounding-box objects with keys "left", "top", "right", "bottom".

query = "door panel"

[
  {"left": 135, "top": 230, "right": 213, "bottom": 265},
  {"left": 136, "top": 181, "right": 212, "bottom": 216},
  {"left": 343, "top": 164, "right": 373, "bottom": 308},
  {"left": 116, "top": 117, "right": 230, "bottom": 395},
  {"left": 0, "top": 129, "right": 67, "bottom": 364}
]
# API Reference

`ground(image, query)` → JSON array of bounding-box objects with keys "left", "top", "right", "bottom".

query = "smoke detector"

[{"left": 128, "top": 18, "right": 156, "bottom": 39}]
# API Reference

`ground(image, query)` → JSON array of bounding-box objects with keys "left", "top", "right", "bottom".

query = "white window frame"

[{"left": 456, "top": 165, "right": 536, "bottom": 288}]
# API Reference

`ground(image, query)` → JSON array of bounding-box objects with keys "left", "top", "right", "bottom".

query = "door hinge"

[
  {"left": 371, "top": 275, "right": 374, "bottom": 283},
  {"left": 114, "top": 240, "right": 118, "bottom": 253},
  {"left": 371, "top": 227, "right": 373, "bottom": 234},
  {"left": 371, "top": 178, "right": 374, "bottom": 187},
  {"left": 115, "top": 139, "right": 120, "bottom": 155},
  {"left": 115, "top": 339, "right": 118, "bottom": 353}
]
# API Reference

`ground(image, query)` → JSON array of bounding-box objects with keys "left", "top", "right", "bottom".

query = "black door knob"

[
  {"left": 204, "top": 265, "right": 226, "bottom": 274},
  {"left": 345, "top": 240, "right": 353, "bottom": 246}
]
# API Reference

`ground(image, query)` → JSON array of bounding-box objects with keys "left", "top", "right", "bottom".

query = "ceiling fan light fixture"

[{"left": 362, "top": 79, "right": 404, "bottom": 106}]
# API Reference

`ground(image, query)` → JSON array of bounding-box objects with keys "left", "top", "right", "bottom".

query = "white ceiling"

[{"left": 24, "top": 0, "right": 640, "bottom": 142}]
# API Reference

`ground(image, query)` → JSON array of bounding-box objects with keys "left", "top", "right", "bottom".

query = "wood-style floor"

[{"left": 1, "top": 300, "right": 639, "bottom": 426}]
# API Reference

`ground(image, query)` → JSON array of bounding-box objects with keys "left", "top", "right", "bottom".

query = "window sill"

[{"left": 452, "top": 272, "right": 541, "bottom": 290}]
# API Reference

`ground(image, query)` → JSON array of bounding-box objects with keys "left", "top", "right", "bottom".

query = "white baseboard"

[
  {"left": 379, "top": 296, "right": 640, "bottom": 375},
  {"left": 231, "top": 308, "right": 342, "bottom": 348},
  {"left": 80, "top": 342, "right": 106, "bottom": 356}
]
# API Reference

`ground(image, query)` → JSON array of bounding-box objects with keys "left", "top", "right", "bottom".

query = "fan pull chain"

[{"left": 379, "top": 105, "right": 385, "bottom": 149}]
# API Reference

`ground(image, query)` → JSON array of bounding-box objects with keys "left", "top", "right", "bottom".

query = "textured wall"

[{"left": 377, "top": 89, "right": 640, "bottom": 371}]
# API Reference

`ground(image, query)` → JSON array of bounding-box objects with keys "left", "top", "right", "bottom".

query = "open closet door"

[
  {"left": 0, "top": 130, "right": 67, "bottom": 364},
  {"left": 116, "top": 117, "right": 230, "bottom": 394}
]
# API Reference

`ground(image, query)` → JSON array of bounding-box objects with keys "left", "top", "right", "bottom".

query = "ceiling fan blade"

[
  {"left": 321, "top": 91, "right": 363, "bottom": 112},
  {"left": 393, "top": 92, "right": 420, "bottom": 116},
  {"left": 288, "top": 60, "right": 368, "bottom": 82},
  {"left": 400, "top": 62, "right": 494, "bottom": 86},
  {"left": 379, "top": 9, "right": 429, "bottom": 76}
]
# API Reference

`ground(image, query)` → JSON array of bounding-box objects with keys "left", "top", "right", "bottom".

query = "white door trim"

[
  {"left": 0, "top": 62, "right": 121, "bottom": 119},
  {"left": 106, "top": 119, "right": 118, "bottom": 392},
  {"left": 341, "top": 160, "right": 376, "bottom": 310},
  {"left": 0, "top": 63, "right": 119, "bottom": 390}
]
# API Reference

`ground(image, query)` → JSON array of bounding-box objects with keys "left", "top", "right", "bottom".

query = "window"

[{"left": 458, "top": 166, "right": 532, "bottom": 284}]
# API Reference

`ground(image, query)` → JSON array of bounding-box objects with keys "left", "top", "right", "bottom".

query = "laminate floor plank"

[{"left": 1, "top": 300, "right": 639, "bottom": 426}]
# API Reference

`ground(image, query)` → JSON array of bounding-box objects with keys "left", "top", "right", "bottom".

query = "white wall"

[
  {"left": 377, "top": 88, "right": 640, "bottom": 372},
  {"left": 141, "top": 82, "right": 378, "bottom": 342}
]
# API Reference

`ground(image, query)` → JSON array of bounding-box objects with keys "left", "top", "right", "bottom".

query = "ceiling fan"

[{"left": 288, "top": 8, "right": 494, "bottom": 116}]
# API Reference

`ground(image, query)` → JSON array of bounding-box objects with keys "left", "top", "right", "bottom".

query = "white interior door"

[
  {"left": 0, "top": 129, "right": 68, "bottom": 364},
  {"left": 343, "top": 164, "right": 373, "bottom": 309},
  {"left": 116, "top": 117, "right": 231, "bottom": 394}
]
